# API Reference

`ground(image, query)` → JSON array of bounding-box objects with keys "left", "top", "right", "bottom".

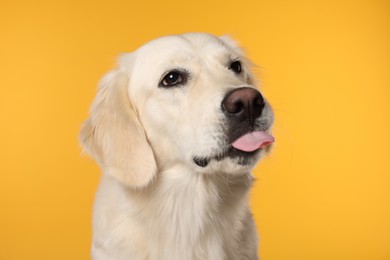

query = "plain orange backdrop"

[{"left": 1, "top": 0, "right": 389, "bottom": 259}]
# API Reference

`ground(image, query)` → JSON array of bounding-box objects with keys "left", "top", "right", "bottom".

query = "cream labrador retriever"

[{"left": 80, "top": 33, "right": 274, "bottom": 260}]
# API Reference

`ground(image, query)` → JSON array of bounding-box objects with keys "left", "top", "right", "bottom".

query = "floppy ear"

[{"left": 80, "top": 61, "right": 157, "bottom": 189}]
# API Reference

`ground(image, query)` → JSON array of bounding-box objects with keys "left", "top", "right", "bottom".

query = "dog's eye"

[
  {"left": 229, "top": 60, "right": 242, "bottom": 74},
  {"left": 160, "top": 70, "right": 187, "bottom": 88}
]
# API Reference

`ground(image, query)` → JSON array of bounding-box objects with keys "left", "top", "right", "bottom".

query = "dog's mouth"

[
  {"left": 193, "top": 130, "right": 275, "bottom": 167},
  {"left": 231, "top": 131, "right": 274, "bottom": 152}
]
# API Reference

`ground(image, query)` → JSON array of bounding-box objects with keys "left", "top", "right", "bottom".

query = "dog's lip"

[
  {"left": 193, "top": 144, "right": 267, "bottom": 168},
  {"left": 193, "top": 156, "right": 210, "bottom": 167},
  {"left": 217, "top": 146, "right": 260, "bottom": 160}
]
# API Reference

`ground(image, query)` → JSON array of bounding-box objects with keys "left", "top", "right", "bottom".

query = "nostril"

[
  {"left": 254, "top": 94, "right": 265, "bottom": 111},
  {"left": 232, "top": 100, "right": 244, "bottom": 114}
]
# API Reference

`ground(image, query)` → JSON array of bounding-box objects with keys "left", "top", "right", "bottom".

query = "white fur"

[{"left": 80, "top": 33, "right": 274, "bottom": 260}]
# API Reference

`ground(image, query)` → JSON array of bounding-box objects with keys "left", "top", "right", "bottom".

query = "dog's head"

[{"left": 80, "top": 33, "right": 274, "bottom": 188}]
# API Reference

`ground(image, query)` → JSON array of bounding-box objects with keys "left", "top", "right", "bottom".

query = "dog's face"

[{"left": 80, "top": 33, "right": 274, "bottom": 188}]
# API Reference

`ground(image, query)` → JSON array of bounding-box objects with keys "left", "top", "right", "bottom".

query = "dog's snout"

[{"left": 221, "top": 87, "right": 265, "bottom": 122}]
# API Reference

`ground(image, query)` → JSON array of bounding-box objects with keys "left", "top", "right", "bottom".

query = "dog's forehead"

[
  {"left": 126, "top": 33, "right": 245, "bottom": 98},
  {"left": 133, "top": 34, "right": 239, "bottom": 68}
]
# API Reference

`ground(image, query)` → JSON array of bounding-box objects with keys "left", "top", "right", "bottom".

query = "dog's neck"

[
  {"left": 129, "top": 165, "right": 253, "bottom": 256},
  {"left": 141, "top": 164, "right": 254, "bottom": 210}
]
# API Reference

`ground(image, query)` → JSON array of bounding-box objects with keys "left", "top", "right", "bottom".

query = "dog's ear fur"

[{"left": 80, "top": 57, "right": 157, "bottom": 188}]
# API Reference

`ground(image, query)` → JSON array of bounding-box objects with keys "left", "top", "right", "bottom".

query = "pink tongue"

[{"left": 232, "top": 131, "right": 275, "bottom": 152}]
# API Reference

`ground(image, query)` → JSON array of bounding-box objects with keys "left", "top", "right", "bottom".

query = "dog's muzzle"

[
  {"left": 221, "top": 87, "right": 274, "bottom": 152},
  {"left": 193, "top": 87, "right": 274, "bottom": 168}
]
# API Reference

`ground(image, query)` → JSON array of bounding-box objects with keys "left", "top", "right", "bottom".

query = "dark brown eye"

[
  {"left": 160, "top": 70, "right": 187, "bottom": 88},
  {"left": 229, "top": 60, "right": 242, "bottom": 74}
]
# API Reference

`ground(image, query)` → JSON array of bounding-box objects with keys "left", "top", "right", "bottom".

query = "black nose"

[{"left": 221, "top": 87, "right": 265, "bottom": 123}]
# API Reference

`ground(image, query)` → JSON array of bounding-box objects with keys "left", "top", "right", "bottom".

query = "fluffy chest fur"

[{"left": 92, "top": 167, "right": 258, "bottom": 260}]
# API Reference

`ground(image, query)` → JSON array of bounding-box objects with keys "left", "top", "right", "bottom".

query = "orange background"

[{"left": 1, "top": 0, "right": 389, "bottom": 259}]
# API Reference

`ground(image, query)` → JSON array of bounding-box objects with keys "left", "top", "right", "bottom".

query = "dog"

[{"left": 80, "top": 33, "right": 274, "bottom": 260}]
